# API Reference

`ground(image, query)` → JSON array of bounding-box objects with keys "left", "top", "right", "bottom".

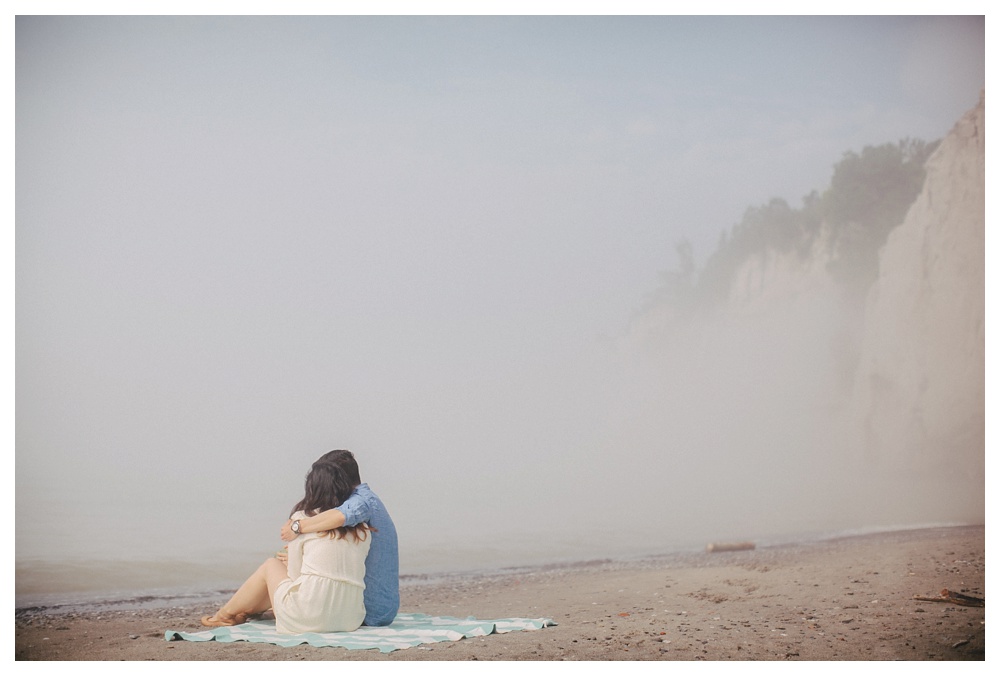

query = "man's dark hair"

[
  {"left": 315, "top": 449, "right": 362, "bottom": 487},
  {"left": 289, "top": 451, "right": 371, "bottom": 542},
  {"left": 290, "top": 460, "right": 355, "bottom": 518}
]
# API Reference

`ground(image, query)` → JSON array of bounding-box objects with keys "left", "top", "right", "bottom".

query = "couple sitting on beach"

[{"left": 200, "top": 449, "right": 399, "bottom": 634}]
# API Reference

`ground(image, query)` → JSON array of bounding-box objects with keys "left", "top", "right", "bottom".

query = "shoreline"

[
  {"left": 15, "top": 521, "right": 969, "bottom": 614},
  {"left": 16, "top": 525, "right": 985, "bottom": 660}
]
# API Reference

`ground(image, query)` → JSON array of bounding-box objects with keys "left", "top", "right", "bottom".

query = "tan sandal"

[{"left": 200, "top": 611, "right": 248, "bottom": 627}]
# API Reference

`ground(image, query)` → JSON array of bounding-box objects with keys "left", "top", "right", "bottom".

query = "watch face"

[{"left": 292, "top": 521, "right": 300, "bottom": 533}]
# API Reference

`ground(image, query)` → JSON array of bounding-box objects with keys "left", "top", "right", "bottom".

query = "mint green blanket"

[{"left": 165, "top": 612, "right": 555, "bottom": 653}]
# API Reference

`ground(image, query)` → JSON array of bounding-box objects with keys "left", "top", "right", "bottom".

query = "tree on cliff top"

[
  {"left": 823, "top": 138, "right": 939, "bottom": 295},
  {"left": 652, "top": 137, "right": 939, "bottom": 316}
]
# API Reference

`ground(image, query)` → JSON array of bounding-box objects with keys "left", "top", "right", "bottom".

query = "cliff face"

[
  {"left": 852, "top": 94, "right": 985, "bottom": 479},
  {"left": 623, "top": 96, "right": 985, "bottom": 471},
  {"left": 720, "top": 95, "right": 985, "bottom": 482},
  {"left": 726, "top": 231, "right": 837, "bottom": 316},
  {"left": 613, "top": 96, "right": 984, "bottom": 532}
]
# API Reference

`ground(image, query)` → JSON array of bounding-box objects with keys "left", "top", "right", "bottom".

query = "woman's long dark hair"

[{"left": 290, "top": 458, "right": 371, "bottom": 542}]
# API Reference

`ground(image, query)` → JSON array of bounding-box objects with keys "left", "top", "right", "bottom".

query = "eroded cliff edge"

[{"left": 852, "top": 93, "right": 984, "bottom": 484}]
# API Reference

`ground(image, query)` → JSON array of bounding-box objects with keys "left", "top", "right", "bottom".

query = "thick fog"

[{"left": 15, "top": 15, "right": 985, "bottom": 577}]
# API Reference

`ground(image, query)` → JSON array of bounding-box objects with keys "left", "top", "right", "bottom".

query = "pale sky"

[{"left": 14, "top": 11, "right": 987, "bottom": 566}]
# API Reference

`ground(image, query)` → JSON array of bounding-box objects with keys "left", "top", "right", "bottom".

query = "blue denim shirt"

[{"left": 335, "top": 483, "right": 399, "bottom": 626}]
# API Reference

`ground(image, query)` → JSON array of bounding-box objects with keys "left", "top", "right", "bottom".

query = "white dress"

[{"left": 272, "top": 510, "right": 372, "bottom": 634}]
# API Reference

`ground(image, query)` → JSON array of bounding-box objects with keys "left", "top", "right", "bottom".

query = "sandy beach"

[{"left": 15, "top": 525, "right": 985, "bottom": 661}]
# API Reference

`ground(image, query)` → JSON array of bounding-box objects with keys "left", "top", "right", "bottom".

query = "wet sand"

[{"left": 15, "top": 525, "right": 985, "bottom": 661}]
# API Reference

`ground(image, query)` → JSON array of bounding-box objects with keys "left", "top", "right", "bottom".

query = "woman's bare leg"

[{"left": 202, "top": 558, "right": 288, "bottom": 626}]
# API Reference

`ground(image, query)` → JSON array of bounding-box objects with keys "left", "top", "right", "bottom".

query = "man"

[{"left": 280, "top": 449, "right": 399, "bottom": 626}]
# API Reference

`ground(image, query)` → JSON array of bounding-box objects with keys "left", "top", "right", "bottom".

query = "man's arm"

[{"left": 280, "top": 509, "right": 347, "bottom": 542}]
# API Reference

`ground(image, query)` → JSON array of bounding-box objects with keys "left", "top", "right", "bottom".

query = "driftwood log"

[
  {"left": 912, "top": 588, "right": 984, "bottom": 607},
  {"left": 705, "top": 542, "right": 756, "bottom": 553}
]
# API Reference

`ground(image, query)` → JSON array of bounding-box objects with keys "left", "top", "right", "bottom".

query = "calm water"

[
  {"left": 16, "top": 472, "right": 974, "bottom": 612},
  {"left": 15, "top": 520, "right": 705, "bottom": 611},
  {"left": 16, "top": 492, "right": 957, "bottom": 613}
]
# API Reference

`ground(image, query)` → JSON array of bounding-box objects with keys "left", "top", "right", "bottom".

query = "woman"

[{"left": 200, "top": 459, "right": 373, "bottom": 634}]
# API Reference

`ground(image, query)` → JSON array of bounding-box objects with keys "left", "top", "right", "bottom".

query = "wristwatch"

[{"left": 291, "top": 520, "right": 301, "bottom": 535}]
